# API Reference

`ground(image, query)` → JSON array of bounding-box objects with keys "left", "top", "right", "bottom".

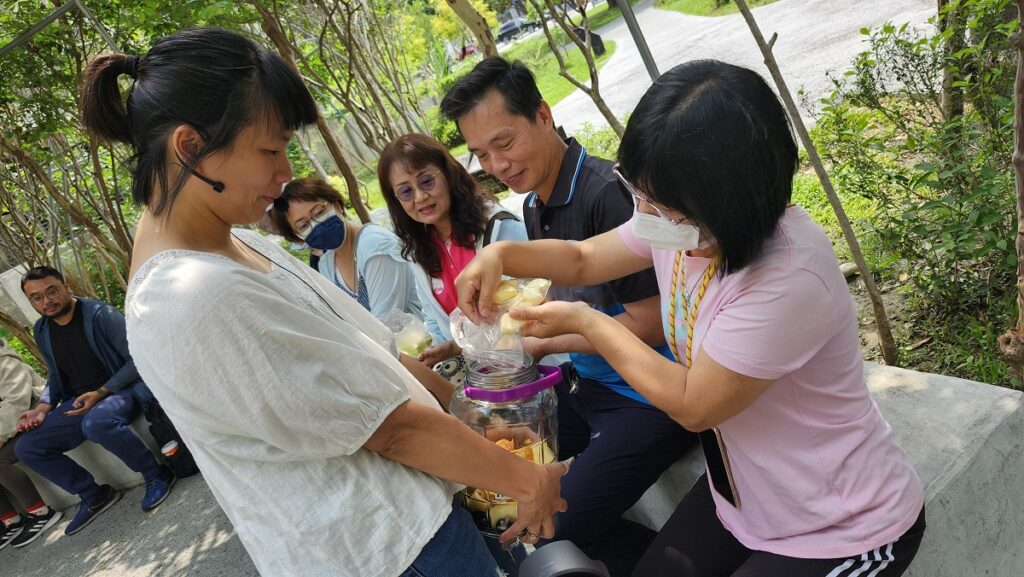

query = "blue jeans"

[
  {"left": 15, "top": 389, "right": 162, "bottom": 503},
  {"left": 400, "top": 499, "right": 500, "bottom": 577}
]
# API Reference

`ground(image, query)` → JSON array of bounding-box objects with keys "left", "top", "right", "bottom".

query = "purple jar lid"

[{"left": 464, "top": 365, "right": 562, "bottom": 403}]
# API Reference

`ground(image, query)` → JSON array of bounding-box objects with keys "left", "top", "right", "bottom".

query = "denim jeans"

[
  {"left": 400, "top": 499, "right": 500, "bottom": 577},
  {"left": 15, "top": 389, "right": 161, "bottom": 503}
]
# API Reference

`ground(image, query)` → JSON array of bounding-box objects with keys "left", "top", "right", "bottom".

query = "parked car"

[{"left": 496, "top": 16, "right": 537, "bottom": 43}]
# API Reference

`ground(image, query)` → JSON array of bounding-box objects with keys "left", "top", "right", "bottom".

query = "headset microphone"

[{"left": 189, "top": 168, "right": 225, "bottom": 193}]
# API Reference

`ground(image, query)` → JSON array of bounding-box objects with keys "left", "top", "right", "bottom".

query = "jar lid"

[{"left": 464, "top": 365, "right": 561, "bottom": 403}]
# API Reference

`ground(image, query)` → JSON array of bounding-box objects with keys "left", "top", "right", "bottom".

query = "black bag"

[{"left": 144, "top": 400, "right": 200, "bottom": 478}]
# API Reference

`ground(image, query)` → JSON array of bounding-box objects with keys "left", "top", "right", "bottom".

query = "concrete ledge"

[
  {"left": 625, "top": 362, "right": 1024, "bottom": 577},
  {"left": 15, "top": 417, "right": 163, "bottom": 510}
]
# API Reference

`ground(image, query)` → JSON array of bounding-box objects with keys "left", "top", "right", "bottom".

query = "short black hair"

[
  {"left": 618, "top": 60, "right": 799, "bottom": 275},
  {"left": 440, "top": 56, "right": 542, "bottom": 122},
  {"left": 21, "top": 266, "right": 65, "bottom": 291}
]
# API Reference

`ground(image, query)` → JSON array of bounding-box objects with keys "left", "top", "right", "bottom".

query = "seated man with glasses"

[{"left": 16, "top": 266, "right": 174, "bottom": 536}]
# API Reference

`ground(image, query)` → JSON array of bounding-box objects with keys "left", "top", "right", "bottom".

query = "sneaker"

[
  {"left": 65, "top": 485, "right": 121, "bottom": 536},
  {"left": 141, "top": 467, "right": 176, "bottom": 512},
  {"left": 11, "top": 509, "right": 63, "bottom": 548},
  {"left": 0, "top": 522, "right": 24, "bottom": 551}
]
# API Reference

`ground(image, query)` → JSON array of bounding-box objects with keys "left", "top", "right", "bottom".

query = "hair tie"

[{"left": 125, "top": 55, "right": 141, "bottom": 78}]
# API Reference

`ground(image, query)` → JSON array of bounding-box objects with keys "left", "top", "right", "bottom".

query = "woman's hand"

[
  {"left": 500, "top": 461, "right": 570, "bottom": 546},
  {"left": 510, "top": 301, "right": 597, "bottom": 340},
  {"left": 455, "top": 246, "right": 506, "bottom": 324},
  {"left": 418, "top": 340, "right": 461, "bottom": 369}
]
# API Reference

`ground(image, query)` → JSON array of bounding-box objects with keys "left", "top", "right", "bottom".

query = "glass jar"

[{"left": 449, "top": 355, "right": 560, "bottom": 536}]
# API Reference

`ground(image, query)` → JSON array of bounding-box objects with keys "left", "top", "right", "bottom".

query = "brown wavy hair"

[
  {"left": 378, "top": 134, "right": 489, "bottom": 277},
  {"left": 268, "top": 177, "right": 347, "bottom": 244}
]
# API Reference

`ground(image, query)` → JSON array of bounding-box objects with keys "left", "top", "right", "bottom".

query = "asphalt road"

[{"left": 552, "top": 0, "right": 935, "bottom": 133}]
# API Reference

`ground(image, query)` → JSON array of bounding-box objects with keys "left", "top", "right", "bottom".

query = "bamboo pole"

[{"left": 734, "top": 0, "right": 899, "bottom": 365}]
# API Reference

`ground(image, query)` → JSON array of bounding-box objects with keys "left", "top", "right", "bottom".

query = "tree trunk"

[
  {"left": 0, "top": 135, "right": 129, "bottom": 266},
  {"left": 531, "top": 0, "right": 625, "bottom": 137},
  {"left": 296, "top": 131, "right": 332, "bottom": 183},
  {"left": 998, "top": 2, "right": 1024, "bottom": 384},
  {"left": 938, "top": 0, "right": 966, "bottom": 121},
  {"left": 0, "top": 309, "right": 42, "bottom": 366},
  {"left": 734, "top": 0, "right": 900, "bottom": 366},
  {"left": 254, "top": 1, "right": 372, "bottom": 223},
  {"left": 446, "top": 0, "right": 498, "bottom": 57}
]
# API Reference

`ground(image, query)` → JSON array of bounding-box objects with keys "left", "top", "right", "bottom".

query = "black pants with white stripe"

[{"left": 631, "top": 474, "right": 926, "bottom": 577}]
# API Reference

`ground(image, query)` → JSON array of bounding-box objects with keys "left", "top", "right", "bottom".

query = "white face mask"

[{"left": 631, "top": 211, "right": 702, "bottom": 251}]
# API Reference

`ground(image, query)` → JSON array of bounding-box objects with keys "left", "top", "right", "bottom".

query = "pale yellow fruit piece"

[
  {"left": 500, "top": 312, "right": 527, "bottom": 334},
  {"left": 520, "top": 286, "right": 546, "bottom": 306},
  {"left": 493, "top": 282, "right": 520, "bottom": 305},
  {"left": 488, "top": 501, "right": 518, "bottom": 528},
  {"left": 504, "top": 294, "right": 525, "bottom": 309},
  {"left": 525, "top": 278, "right": 552, "bottom": 292}
]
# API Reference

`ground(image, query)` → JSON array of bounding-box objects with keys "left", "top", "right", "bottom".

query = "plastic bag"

[
  {"left": 380, "top": 309, "right": 433, "bottom": 357},
  {"left": 449, "top": 277, "right": 551, "bottom": 368}
]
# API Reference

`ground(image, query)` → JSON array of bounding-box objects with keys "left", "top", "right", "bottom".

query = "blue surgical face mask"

[{"left": 303, "top": 214, "right": 346, "bottom": 250}]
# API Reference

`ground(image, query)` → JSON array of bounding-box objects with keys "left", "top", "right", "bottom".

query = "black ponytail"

[
  {"left": 79, "top": 28, "right": 318, "bottom": 216},
  {"left": 80, "top": 53, "right": 138, "bottom": 145}
]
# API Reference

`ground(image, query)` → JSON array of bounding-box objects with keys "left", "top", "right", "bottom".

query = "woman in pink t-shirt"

[{"left": 456, "top": 60, "right": 925, "bottom": 577}]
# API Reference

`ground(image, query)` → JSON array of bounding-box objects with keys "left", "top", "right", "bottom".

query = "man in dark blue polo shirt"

[{"left": 442, "top": 56, "right": 698, "bottom": 576}]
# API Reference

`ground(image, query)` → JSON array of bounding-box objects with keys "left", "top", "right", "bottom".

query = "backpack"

[
  {"left": 483, "top": 211, "right": 519, "bottom": 247},
  {"left": 144, "top": 400, "right": 200, "bottom": 478}
]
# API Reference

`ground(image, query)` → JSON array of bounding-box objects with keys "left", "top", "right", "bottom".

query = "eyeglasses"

[
  {"left": 295, "top": 202, "right": 334, "bottom": 240},
  {"left": 394, "top": 171, "right": 439, "bottom": 203},
  {"left": 612, "top": 163, "right": 685, "bottom": 225},
  {"left": 28, "top": 285, "right": 63, "bottom": 305}
]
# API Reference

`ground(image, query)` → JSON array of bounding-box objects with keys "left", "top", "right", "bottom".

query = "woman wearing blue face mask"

[
  {"left": 269, "top": 177, "right": 423, "bottom": 321},
  {"left": 457, "top": 60, "right": 924, "bottom": 577}
]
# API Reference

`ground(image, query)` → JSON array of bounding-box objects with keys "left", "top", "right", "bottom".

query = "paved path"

[
  {"left": 1, "top": 476, "right": 257, "bottom": 577},
  {"left": 553, "top": 0, "right": 935, "bottom": 134}
]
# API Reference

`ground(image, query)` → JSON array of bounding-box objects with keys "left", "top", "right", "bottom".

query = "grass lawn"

[
  {"left": 503, "top": 37, "right": 617, "bottom": 107},
  {"left": 655, "top": 0, "right": 780, "bottom": 16}
]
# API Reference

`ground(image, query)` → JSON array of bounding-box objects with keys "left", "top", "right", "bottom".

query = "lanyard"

[
  {"left": 668, "top": 251, "right": 718, "bottom": 367},
  {"left": 666, "top": 251, "right": 740, "bottom": 508}
]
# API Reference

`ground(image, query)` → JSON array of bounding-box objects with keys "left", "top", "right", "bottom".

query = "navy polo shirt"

[{"left": 523, "top": 139, "right": 673, "bottom": 404}]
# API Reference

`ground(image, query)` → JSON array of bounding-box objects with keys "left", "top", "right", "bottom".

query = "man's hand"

[
  {"left": 66, "top": 390, "right": 108, "bottom": 416},
  {"left": 418, "top": 341, "right": 461, "bottom": 369},
  {"left": 17, "top": 404, "right": 52, "bottom": 432}
]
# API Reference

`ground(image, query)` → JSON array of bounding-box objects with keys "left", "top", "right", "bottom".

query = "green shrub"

[
  {"left": 427, "top": 106, "right": 465, "bottom": 149},
  {"left": 813, "top": 0, "right": 1020, "bottom": 385}
]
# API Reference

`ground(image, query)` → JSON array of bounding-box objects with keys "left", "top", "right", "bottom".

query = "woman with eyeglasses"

[
  {"left": 378, "top": 133, "right": 528, "bottom": 371},
  {"left": 456, "top": 60, "right": 925, "bottom": 577},
  {"left": 267, "top": 177, "right": 423, "bottom": 321}
]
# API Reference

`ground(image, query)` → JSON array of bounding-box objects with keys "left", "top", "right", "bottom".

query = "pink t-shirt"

[{"left": 618, "top": 206, "right": 923, "bottom": 559}]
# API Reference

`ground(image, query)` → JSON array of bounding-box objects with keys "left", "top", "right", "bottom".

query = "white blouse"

[{"left": 125, "top": 229, "right": 456, "bottom": 577}]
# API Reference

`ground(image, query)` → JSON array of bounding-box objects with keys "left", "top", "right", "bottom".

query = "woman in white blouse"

[{"left": 79, "top": 28, "right": 565, "bottom": 577}]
